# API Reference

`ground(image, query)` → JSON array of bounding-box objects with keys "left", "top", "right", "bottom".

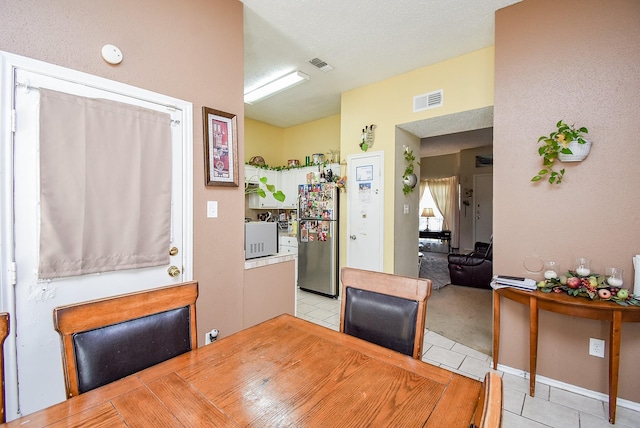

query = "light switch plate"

[
  {"left": 403, "top": 204, "right": 409, "bottom": 214},
  {"left": 207, "top": 201, "right": 218, "bottom": 218}
]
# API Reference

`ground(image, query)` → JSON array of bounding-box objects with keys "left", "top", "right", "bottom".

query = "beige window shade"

[{"left": 38, "top": 88, "right": 172, "bottom": 279}]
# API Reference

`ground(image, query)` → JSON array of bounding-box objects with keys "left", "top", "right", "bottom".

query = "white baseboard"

[{"left": 497, "top": 364, "right": 640, "bottom": 413}]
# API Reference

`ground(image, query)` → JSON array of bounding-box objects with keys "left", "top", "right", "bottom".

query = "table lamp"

[{"left": 421, "top": 208, "right": 435, "bottom": 231}]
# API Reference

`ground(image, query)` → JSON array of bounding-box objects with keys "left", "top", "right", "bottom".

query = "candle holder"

[
  {"left": 543, "top": 260, "right": 558, "bottom": 279},
  {"left": 606, "top": 267, "right": 624, "bottom": 287},
  {"left": 575, "top": 257, "right": 591, "bottom": 276}
]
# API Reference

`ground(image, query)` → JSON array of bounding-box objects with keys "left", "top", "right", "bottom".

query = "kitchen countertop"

[{"left": 245, "top": 253, "right": 296, "bottom": 270}]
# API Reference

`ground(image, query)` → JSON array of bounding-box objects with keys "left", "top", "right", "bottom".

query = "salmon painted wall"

[
  {"left": 0, "top": 0, "right": 246, "bottom": 348},
  {"left": 495, "top": 0, "right": 640, "bottom": 401}
]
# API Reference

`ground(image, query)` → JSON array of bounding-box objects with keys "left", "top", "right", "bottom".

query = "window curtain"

[
  {"left": 38, "top": 88, "right": 172, "bottom": 279},
  {"left": 426, "top": 176, "right": 459, "bottom": 248},
  {"left": 419, "top": 180, "right": 428, "bottom": 203}
]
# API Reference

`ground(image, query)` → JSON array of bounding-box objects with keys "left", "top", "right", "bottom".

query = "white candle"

[
  {"left": 576, "top": 267, "right": 590, "bottom": 276},
  {"left": 544, "top": 270, "right": 558, "bottom": 279},
  {"left": 608, "top": 277, "right": 623, "bottom": 287}
]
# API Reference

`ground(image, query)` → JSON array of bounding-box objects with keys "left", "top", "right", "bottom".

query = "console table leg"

[
  {"left": 609, "top": 310, "right": 622, "bottom": 424},
  {"left": 493, "top": 291, "right": 500, "bottom": 370},
  {"left": 529, "top": 296, "right": 538, "bottom": 397}
]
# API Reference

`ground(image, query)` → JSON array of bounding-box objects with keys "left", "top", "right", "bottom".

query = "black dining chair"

[
  {"left": 53, "top": 281, "right": 198, "bottom": 398},
  {"left": 340, "top": 268, "right": 431, "bottom": 359}
]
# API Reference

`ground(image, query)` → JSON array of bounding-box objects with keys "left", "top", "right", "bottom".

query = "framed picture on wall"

[{"left": 203, "top": 107, "right": 238, "bottom": 186}]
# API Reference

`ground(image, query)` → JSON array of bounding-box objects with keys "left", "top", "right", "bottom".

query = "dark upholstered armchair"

[{"left": 447, "top": 241, "right": 493, "bottom": 289}]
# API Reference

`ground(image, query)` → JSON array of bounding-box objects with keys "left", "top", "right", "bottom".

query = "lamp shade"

[{"left": 421, "top": 208, "right": 435, "bottom": 218}]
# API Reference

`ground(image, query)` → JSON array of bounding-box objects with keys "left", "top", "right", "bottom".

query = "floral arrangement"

[{"left": 537, "top": 272, "right": 640, "bottom": 306}]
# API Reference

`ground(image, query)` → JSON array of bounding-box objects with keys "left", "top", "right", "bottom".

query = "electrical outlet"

[
  {"left": 589, "top": 338, "right": 605, "bottom": 358},
  {"left": 204, "top": 329, "right": 219, "bottom": 345}
]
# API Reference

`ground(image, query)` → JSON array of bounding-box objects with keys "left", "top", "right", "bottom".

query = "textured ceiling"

[
  {"left": 398, "top": 106, "right": 494, "bottom": 156},
  {"left": 242, "top": 0, "right": 520, "bottom": 131}
]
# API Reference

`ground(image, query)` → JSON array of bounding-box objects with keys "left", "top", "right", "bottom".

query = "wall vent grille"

[
  {"left": 413, "top": 89, "right": 443, "bottom": 112},
  {"left": 309, "top": 57, "right": 334, "bottom": 72}
]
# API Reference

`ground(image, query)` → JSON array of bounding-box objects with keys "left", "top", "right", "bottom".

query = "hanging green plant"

[
  {"left": 531, "top": 120, "right": 590, "bottom": 185},
  {"left": 244, "top": 175, "right": 285, "bottom": 202},
  {"left": 402, "top": 147, "right": 418, "bottom": 195}
]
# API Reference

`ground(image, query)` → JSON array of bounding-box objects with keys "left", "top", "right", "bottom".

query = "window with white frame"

[{"left": 419, "top": 184, "right": 443, "bottom": 231}]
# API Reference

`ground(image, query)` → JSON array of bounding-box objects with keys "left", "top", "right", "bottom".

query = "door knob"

[
  {"left": 169, "top": 246, "right": 179, "bottom": 256},
  {"left": 167, "top": 266, "right": 181, "bottom": 277},
  {"left": 350, "top": 235, "right": 357, "bottom": 240}
]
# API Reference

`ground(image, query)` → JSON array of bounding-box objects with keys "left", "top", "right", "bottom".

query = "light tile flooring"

[{"left": 296, "top": 288, "right": 640, "bottom": 428}]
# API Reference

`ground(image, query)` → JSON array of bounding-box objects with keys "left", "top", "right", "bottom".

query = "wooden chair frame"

[
  {"left": 0, "top": 313, "right": 9, "bottom": 423},
  {"left": 472, "top": 371, "right": 503, "bottom": 428},
  {"left": 53, "top": 281, "right": 198, "bottom": 398},
  {"left": 340, "top": 268, "right": 431, "bottom": 359}
]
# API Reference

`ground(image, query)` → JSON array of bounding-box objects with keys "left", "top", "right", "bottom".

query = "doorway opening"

[{"left": 397, "top": 107, "right": 494, "bottom": 356}]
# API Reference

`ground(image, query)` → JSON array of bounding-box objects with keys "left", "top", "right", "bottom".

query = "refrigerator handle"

[{"left": 296, "top": 193, "right": 301, "bottom": 242}]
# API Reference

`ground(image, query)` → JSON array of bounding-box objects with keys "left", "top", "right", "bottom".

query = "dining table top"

[{"left": 4, "top": 314, "right": 483, "bottom": 427}]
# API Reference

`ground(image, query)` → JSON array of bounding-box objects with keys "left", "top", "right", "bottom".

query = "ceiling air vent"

[
  {"left": 309, "top": 57, "right": 334, "bottom": 72},
  {"left": 413, "top": 89, "right": 443, "bottom": 112}
]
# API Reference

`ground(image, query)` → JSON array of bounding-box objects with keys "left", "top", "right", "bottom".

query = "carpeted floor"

[
  {"left": 419, "top": 252, "right": 493, "bottom": 355},
  {"left": 419, "top": 253, "right": 451, "bottom": 290}
]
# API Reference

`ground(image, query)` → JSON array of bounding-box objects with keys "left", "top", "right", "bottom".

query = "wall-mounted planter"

[
  {"left": 531, "top": 120, "right": 590, "bottom": 185},
  {"left": 403, "top": 173, "right": 417, "bottom": 188},
  {"left": 558, "top": 140, "right": 591, "bottom": 162}
]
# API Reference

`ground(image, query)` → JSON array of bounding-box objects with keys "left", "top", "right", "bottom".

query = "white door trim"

[
  {"left": 346, "top": 150, "right": 384, "bottom": 271},
  {"left": 472, "top": 173, "right": 492, "bottom": 245},
  {"left": 0, "top": 51, "right": 193, "bottom": 419}
]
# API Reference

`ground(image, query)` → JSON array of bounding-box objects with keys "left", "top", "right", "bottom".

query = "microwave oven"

[{"left": 245, "top": 222, "right": 278, "bottom": 259}]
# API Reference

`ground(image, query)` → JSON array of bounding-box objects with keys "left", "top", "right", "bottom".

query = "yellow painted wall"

[
  {"left": 245, "top": 114, "right": 340, "bottom": 167},
  {"left": 244, "top": 118, "right": 284, "bottom": 167},
  {"left": 340, "top": 47, "right": 495, "bottom": 272},
  {"left": 283, "top": 114, "right": 341, "bottom": 166}
]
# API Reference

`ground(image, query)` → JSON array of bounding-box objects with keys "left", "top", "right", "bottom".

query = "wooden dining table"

[{"left": 3, "top": 314, "right": 485, "bottom": 427}]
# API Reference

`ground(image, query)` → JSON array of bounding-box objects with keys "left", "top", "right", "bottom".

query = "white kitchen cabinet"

[
  {"left": 244, "top": 165, "right": 260, "bottom": 184},
  {"left": 246, "top": 163, "right": 341, "bottom": 210},
  {"left": 279, "top": 235, "right": 298, "bottom": 286},
  {"left": 247, "top": 168, "right": 279, "bottom": 209},
  {"left": 279, "top": 236, "right": 298, "bottom": 254},
  {"left": 280, "top": 169, "right": 302, "bottom": 209}
]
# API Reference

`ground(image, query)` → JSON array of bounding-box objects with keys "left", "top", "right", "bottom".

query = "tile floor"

[{"left": 296, "top": 288, "right": 640, "bottom": 428}]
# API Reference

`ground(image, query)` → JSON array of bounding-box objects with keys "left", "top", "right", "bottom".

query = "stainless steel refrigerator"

[{"left": 297, "top": 182, "right": 339, "bottom": 297}]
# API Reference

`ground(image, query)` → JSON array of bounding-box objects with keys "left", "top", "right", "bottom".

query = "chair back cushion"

[
  {"left": 343, "top": 287, "right": 418, "bottom": 356},
  {"left": 73, "top": 306, "right": 191, "bottom": 394}
]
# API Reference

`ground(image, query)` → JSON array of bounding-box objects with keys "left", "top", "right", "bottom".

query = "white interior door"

[
  {"left": 0, "top": 54, "right": 193, "bottom": 419},
  {"left": 346, "top": 151, "right": 384, "bottom": 271},
  {"left": 473, "top": 174, "right": 493, "bottom": 244}
]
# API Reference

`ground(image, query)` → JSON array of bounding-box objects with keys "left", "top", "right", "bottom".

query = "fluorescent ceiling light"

[{"left": 244, "top": 71, "right": 310, "bottom": 104}]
